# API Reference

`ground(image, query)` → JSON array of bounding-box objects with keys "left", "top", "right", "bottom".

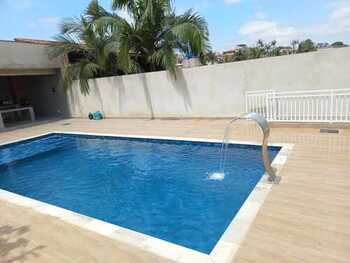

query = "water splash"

[
  {"left": 218, "top": 123, "right": 232, "bottom": 174},
  {"left": 208, "top": 122, "right": 233, "bottom": 181},
  {"left": 208, "top": 172, "right": 225, "bottom": 180}
]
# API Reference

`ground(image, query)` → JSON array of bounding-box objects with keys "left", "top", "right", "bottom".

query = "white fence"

[{"left": 246, "top": 89, "right": 350, "bottom": 123}]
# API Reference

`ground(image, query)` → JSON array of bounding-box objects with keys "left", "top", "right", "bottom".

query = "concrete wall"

[
  {"left": 67, "top": 47, "right": 350, "bottom": 118},
  {"left": 0, "top": 77, "right": 12, "bottom": 101},
  {"left": 28, "top": 73, "right": 69, "bottom": 118}
]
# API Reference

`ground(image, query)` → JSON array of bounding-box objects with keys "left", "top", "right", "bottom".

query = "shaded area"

[
  {"left": 168, "top": 70, "right": 192, "bottom": 113},
  {"left": 0, "top": 225, "right": 45, "bottom": 263},
  {"left": 140, "top": 74, "right": 155, "bottom": 119}
]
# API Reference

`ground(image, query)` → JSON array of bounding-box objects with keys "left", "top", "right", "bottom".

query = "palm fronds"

[{"left": 50, "top": 0, "right": 211, "bottom": 94}]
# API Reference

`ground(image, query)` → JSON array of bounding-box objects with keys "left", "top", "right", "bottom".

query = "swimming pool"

[{"left": 0, "top": 133, "right": 283, "bottom": 258}]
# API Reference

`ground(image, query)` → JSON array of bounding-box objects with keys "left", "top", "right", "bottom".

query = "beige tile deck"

[{"left": 0, "top": 118, "right": 349, "bottom": 263}]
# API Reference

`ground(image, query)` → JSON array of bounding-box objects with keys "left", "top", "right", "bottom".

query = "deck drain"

[
  {"left": 320, "top": 128, "right": 339, "bottom": 134},
  {"left": 62, "top": 123, "right": 72, "bottom": 126}
]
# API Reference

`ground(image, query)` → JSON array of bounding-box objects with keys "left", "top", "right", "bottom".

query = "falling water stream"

[
  {"left": 208, "top": 112, "right": 278, "bottom": 183},
  {"left": 208, "top": 122, "right": 233, "bottom": 181}
]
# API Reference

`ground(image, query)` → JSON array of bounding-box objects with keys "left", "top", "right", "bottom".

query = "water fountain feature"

[
  {"left": 207, "top": 124, "right": 231, "bottom": 180},
  {"left": 209, "top": 113, "right": 280, "bottom": 183}
]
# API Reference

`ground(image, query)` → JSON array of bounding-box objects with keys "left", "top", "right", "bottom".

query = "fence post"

[
  {"left": 330, "top": 90, "right": 334, "bottom": 123},
  {"left": 265, "top": 92, "right": 269, "bottom": 120},
  {"left": 272, "top": 91, "right": 277, "bottom": 121},
  {"left": 245, "top": 92, "right": 248, "bottom": 113}
]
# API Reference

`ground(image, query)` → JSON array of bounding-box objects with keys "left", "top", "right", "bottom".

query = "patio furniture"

[{"left": 0, "top": 106, "right": 35, "bottom": 131}]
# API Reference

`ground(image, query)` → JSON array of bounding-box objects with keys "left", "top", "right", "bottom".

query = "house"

[{"left": 0, "top": 38, "right": 67, "bottom": 130}]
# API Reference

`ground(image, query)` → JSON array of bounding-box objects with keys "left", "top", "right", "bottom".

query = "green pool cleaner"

[{"left": 88, "top": 111, "right": 103, "bottom": 120}]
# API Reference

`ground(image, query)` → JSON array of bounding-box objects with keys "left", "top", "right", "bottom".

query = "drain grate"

[{"left": 320, "top": 128, "right": 339, "bottom": 134}]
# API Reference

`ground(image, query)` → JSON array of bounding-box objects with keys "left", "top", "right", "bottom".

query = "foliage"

[
  {"left": 200, "top": 51, "right": 218, "bottom": 65},
  {"left": 232, "top": 48, "right": 249, "bottom": 61},
  {"left": 50, "top": 0, "right": 210, "bottom": 93},
  {"left": 221, "top": 37, "right": 347, "bottom": 66},
  {"left": 227, "top": 40, "right": 283, "bottom": 62},
  {"left": 331, "top": 41, "right": 348, "bottom": 48},
  {"left": 221, "top": 37, "right": 339, "bottom": 64},
  {"left": 255, "top": 40, "right": 283, "bottom": 57},
  {"left": 297, "top": 39, "right": 317, "bottom": 53},
  {"left": 49, "top": 1, "right": 123, "bottom": 94},
  {"left": 100, "top": 0, "right": 210, "bottom": 75}
]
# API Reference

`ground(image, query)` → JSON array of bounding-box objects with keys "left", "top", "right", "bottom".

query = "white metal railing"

[{"left": 246, "top": 89, "right": 350, "bottom": 123}]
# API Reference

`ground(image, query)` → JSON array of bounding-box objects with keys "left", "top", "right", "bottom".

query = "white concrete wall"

[{"left": 67, "top": 47, "right": 350, "bottom": 118}]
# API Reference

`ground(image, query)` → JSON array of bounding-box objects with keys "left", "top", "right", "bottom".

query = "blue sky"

[{"left": 1, "top": 0, "right": 350, "bottom": 51}]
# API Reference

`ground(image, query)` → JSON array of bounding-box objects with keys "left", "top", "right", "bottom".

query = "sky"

[{"left": 0, "top": 0, "right": 350, "bottom": 51}]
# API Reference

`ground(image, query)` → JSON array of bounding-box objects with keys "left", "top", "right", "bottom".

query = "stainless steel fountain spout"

[{"left": 228, "top": 113, "right": 279, "bottom": 184}]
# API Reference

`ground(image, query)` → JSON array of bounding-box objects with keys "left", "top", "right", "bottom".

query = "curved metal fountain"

[{"left": 219, "top": 112, "right": 279, "bottom": 184}]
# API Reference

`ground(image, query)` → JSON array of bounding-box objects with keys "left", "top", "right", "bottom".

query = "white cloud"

[
  {"left": 238, "top": 2, "right": 350, "bottom": 45},
  {"left": 224, "top": 0, "right": 241, "bottom": 4},
  {"left": 239, "top": 20, "right": 299, "bottom": 44},
  {"left": 304, "top": 3, "right": 350, "bottom": 39},
  {"left": 330, "top": 5, "right": 350, "bottom": 20},
  {"left": 328, "top": 4, "right": 350, "bottom": 33}
]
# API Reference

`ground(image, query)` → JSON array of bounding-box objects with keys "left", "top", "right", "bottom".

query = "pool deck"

[{"left": 0, "top": 118, "right": 349, "bottom": 263}]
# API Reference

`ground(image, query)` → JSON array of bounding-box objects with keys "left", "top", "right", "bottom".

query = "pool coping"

[{"left": 0, "top": 131, "right": 293, "bottom": 263}]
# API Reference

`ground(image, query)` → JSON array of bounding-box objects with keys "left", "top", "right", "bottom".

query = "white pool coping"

[{"left": 0, "top": 131, "right": 293, "bottom": 263}]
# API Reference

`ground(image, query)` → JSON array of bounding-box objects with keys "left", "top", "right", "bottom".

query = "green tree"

[
  {"left": 200, "top": 51, "right": 217, "bottom": 65},
  {"left": 98, "top": 0, "right": 210, "bottom": 75},
  {"left": 331, "top": 41, "right": 348, "bottom": 48},
  {"left": 232, "top": 48, "right": 249, "bottom": 61},
  {"left": 50, "top": 1, "right": 123, "bottom": 94},
  {"left": 255, "top": 40, "right": 282, "bottom": 57},
  {"left": 247, "top": 47, "right": 263, "bottom": 59},
  {"left": 297, "top": 39, "right": 317, "bottom": 53},
  {"left": 50, "top": 0, "right": 210, "bottom": 93}
]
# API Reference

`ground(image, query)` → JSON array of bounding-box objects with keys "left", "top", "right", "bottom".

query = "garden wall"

[{"left": 67, "top": 47, "right": 350, "bottom": 118}]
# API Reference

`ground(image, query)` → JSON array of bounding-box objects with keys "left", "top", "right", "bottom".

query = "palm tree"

[
  {"left": 51, "top": 0, "right": 210, "bottom": 93},
  {"left": 297, "top": 39, "right": 317, "bottom": 53},
  {"left": 50, "top": 1, "right": 123, "bottom": 94},
  {"left": 201, "top": 51, "right": 217, "bottom": 65},
  {"left": 96, "top": 0, "right": 210, "bottom": 75}
]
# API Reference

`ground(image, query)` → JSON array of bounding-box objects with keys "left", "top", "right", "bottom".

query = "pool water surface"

[{"left": 0, "top": 133, "right": 280, "bottom": 254}]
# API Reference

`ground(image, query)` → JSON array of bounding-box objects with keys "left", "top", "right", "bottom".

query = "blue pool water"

[{"left": 0, "top": 134, "right": 280, "bottom": 254}]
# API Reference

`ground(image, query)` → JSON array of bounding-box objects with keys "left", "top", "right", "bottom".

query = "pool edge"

[{"left": 0, "top": 131, "right": 293, "bottom": 263}]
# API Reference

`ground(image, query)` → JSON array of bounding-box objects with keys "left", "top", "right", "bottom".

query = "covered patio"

[{"left": 0, "top": 39, "right": 68, "bottom": 131}]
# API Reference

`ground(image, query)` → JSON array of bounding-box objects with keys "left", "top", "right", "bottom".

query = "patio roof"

[{"left": 0, "top": 39, "right": 62, "bottom": 76}]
